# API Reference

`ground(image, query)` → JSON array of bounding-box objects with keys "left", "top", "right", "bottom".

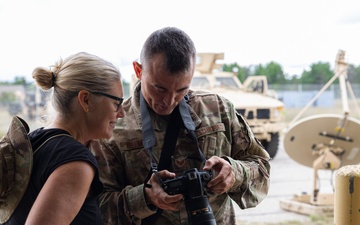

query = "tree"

[
  {"left": 222, "top": 60, "right": 360, "bottom": 85},
  {"left": 300, "top": 62, "right": 333, "bottom": 84},
  {"left": 13, "top": 76, "right": 28, "bottom": 85},
  {"left": 222, "top": 63, "right": 251, "bottom": 82},
  {"left": 253, "top": 61, "right": 286, "bottom": 84},
  {"left": 347, "top": 64, "right": 360, "bottom": 83}
]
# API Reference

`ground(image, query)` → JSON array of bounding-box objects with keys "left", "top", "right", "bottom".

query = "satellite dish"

[
  {"left": 280, "top": 50, "right": 360, "bottom": 215},
  {"left": 284, "top": 113, "right": 360, "bottom": 168}
]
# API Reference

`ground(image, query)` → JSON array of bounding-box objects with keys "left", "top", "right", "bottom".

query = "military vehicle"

[{"left": 191, "top": 53, "right": 285, "bottom": 158}]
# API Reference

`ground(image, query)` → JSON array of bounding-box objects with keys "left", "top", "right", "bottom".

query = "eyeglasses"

[{"left": 90, "top": 91, "right": 124, "bottom": 112}]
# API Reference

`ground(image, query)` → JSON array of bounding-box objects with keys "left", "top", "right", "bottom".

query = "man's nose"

[{"left": 162, "top": 93, "right": 177, "bottom": 106}]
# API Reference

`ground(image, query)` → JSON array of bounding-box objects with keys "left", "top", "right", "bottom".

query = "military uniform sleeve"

[
  {"left": 90, "top": 139, "right": 156, "bottom": 225},
  {"left": 221, "top": 100, "right": 271, "bottom": 209}
]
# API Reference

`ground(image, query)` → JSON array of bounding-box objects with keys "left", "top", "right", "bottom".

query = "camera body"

[
  {"left": 162, "top": 168, "right": 217, "bottom": 225},
  {"left": 162, "top": 168, "right": 212, "bottom": 196}
]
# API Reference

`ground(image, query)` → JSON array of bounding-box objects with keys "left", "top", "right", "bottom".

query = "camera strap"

[
  {"left": 140, "top": 91, "right": 206, "bottom": 173},
  {"left": 140, "top": 91, "right": 206, "bottom": 225}
]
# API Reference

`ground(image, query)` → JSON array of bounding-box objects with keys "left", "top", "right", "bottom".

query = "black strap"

[
  {"left": 158, "top": 106, "right": 181, "bottom": 170},
  {"left": 141, "top": 99, "right": 182, "bottom": 225},
  {"left": 140, "top": 92, "right": 206, "bottom": 225}
]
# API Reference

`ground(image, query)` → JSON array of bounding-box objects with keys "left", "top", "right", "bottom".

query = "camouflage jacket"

[{"left": 90, "top": 83, "right": 271, "bottom": 225}]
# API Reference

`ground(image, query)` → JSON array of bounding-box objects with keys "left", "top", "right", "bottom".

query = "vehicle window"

[
  {"left": 191, "top": 77, "right": 210, "bottom": 88},
  {"left": 215, "top": 77, "right": 238, "bottom": 88}
]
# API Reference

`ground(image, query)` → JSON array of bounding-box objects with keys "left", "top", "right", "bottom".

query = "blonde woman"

[{"left": 5, "top": 52, "right": 124, "bottom": 225}]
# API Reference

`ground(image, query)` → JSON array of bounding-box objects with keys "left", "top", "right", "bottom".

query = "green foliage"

[
  {"left": 309, "top": 214, "right": 334, "bottom": 225},
  {"left": 253, "top": 61, "right": 286, "bottom": 84},
  {"left": 348, "top": 64, "right": 360, "bottom": 83},
  {"left": 223, "top": 61, "right": 287, "bottom": 84},
  {"left": 300, "top": 62, "right": 333, "bottom": 84},
  {"left": 223, "top": 59, "right": 360, "bottom": 85},
  {"left": 222, "top": 63, "right": 251, "bottom": 82},
  {"left": 13, "top": 76, "right": 27, "bottom": 85}
]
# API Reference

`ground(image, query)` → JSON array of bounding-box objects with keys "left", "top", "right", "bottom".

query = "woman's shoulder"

[{"left": 29, "top": 128, "right": 73, "bottom": 150}]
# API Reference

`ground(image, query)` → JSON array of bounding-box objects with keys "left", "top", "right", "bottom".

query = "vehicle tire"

[{"left": 261, "top": 132, "right": 279, "bottom": 159}]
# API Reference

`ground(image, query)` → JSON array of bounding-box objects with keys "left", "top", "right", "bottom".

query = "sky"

[{"left": 1, "top": 0, "right": 360, "bottom": 83}]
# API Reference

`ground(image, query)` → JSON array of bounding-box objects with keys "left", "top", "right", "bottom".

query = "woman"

[{"left": 6, "top": 52, "right": 124, "bottom": 225}]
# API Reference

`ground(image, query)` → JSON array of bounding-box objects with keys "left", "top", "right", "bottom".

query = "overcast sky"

[{"left": 1, "top": 0, "right": 360, "bottom": 82}]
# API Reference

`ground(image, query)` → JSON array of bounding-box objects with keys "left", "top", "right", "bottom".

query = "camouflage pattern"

[
  {"left": 91, "top": 82, "right": 271, "bottom": 225},
  {"left": 0, "top": 116, "right": 32, "bottom": 223}
]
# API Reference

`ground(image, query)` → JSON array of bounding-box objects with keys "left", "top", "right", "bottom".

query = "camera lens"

[{"left": 185, "top": 195, "right": 216, "bottom": 225}]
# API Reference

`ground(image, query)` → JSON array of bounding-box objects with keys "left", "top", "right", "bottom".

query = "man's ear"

[
  {"left": 133, "top": 61, "right": 142, "bottom": 80},
  {"left": 78, "top": 90, "right": 91, "bottom": 112}
]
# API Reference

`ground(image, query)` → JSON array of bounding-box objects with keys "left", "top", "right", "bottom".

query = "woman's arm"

[{"left": 25, "top": 161, "right": 95, "bottom": 225}]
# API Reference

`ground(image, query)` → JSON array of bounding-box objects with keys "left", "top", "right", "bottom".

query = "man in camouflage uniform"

[{"left": 91, "top": 27, "right": 271, "bottom": 225}]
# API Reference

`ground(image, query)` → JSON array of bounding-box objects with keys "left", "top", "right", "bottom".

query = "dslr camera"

[{"left": 161, "top": 168, "right": 217, "bottom": 225}]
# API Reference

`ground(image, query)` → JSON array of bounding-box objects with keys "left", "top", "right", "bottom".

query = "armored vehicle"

[{"left": 191, "top": 53, "right": 285, "bottom": 158}]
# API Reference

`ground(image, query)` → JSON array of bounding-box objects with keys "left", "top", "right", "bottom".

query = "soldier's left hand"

[{"left": 203, "top": 156, "right": 235, "bottom": 194}]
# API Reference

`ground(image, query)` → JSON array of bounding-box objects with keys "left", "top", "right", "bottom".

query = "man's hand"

[
  {"left": 144, "top": 170, "right": 183, "bottom": 211},
  {"left": 203, "top": 156, "right": 235, "bottom": 194}
]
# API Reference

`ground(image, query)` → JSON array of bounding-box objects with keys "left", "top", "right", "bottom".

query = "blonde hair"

[{"left": 32, "top": 52, "right": 121, "bottom": 118}]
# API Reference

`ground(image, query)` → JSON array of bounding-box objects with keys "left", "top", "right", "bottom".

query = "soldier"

[{"left": 91, "top": 27, "right": 271, "bottom": 225}]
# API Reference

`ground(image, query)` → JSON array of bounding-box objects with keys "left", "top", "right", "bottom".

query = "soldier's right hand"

[{"left": 144, "top": 170, "right": 184, "bottom": 211}]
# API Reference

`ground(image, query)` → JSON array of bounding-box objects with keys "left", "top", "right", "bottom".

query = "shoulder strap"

[
  {"left": 140, "top": 92, "right": 208, "bottom": 225},
  {"left": 141, "top": 107, "right": 181, "bottom": 225},
  {"left": 33, "top": 133, "right": 72, "bottom": 154}
]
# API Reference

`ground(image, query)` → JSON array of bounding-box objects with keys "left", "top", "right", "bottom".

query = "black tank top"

[{"left": 5, "top": 128, "right": 103, "bottom": 225}]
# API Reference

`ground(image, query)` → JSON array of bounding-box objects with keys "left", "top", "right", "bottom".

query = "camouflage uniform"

[{"left": 91, "top": 82, "right": 271, "bottom": 225}]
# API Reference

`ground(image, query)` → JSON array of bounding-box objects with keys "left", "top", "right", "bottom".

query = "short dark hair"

[{"left": 140, "top": 27, "right": 196, "bottom": 73}]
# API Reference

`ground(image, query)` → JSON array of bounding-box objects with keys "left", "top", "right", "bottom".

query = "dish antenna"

[{"left": 280, "top": 50, "right": 360, "bottom": 215}]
